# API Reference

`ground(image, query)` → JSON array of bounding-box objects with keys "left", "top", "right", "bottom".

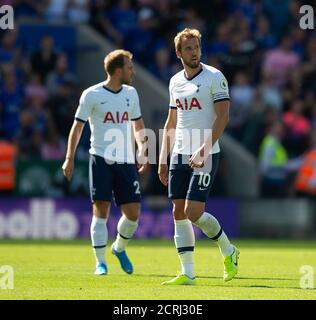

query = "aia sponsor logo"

[
  {"left": 176, "top": 97, "right": 202, "bottom": 110},
  {"left": 103, "top": 111, "right": 129, "bottom": 123}
]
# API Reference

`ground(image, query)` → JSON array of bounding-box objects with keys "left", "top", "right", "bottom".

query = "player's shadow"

[
  {"left": 199, "top": 275, "right": 296, "bottom": 281},
  {"left": 137, "top": 274, "right": 315, "bottom": 290},
  {"left": 233, "top": 284, "right": 315, "bottom": 290},
  {"left": 199, "top": 275, "right": 315, "bottom": 290},
  {"left": 134, "top": 273, "right": 177, "bottom": 278},
  {"left": 136, "top": 274, "right": 296, "bottom": 281}
]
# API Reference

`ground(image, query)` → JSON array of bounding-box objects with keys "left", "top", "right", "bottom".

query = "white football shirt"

[
  {"left": 75, "top": 82, "right": 142, "bottom": 163},
  {"left": 169, "top": 63, "right": 230, "bottom": 154}
]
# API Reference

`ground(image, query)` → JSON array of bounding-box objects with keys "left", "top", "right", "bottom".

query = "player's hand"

[
  {"left": 136, "top": 148, "right": 149, "bottom": 175},
  {"left": 62, "top": 158, "right": 74, "bottom": 181},
  {"left": 189, "top": 146, "right": 206, "bottom": 168},
  {"left": 158, "top": 164, "right": 168, "bottom": 186},
  {"left": 137, "top": 163, "right": 149, "bottom": 175}
]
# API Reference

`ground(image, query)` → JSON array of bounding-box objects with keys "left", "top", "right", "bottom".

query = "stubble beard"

[
  {"left": 121, "top": 75, "right": 132, "bottom": 85},
  {"left": 183, "top": 58, "right": 200, "bottom": 69}
]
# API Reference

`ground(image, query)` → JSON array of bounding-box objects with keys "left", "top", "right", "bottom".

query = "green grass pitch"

[{"left": 0, "top": 239, "right": 315, "bottom": 300}]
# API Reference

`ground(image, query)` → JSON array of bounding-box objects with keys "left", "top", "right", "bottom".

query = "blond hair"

[
  {"left": 104, "top": 49, "right": 133, "bottom": 75},
  {"left": 174, "top": 28, "right": 202, "bottom": 52}
]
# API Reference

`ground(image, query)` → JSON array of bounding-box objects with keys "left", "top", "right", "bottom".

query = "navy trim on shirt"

[
  {"left": 214, "top": 98, "right": 230, "bottom": 103},
  {"left": 184, "top": 66, "right": 203, "bottom": 81},
  {"left": 75, "top": 117, "right": 86, "bottom": 123},
  {"left": 103, "top": 85, "right": 123, "bottom": 94},
  {"left": 170, "top": 106, "right": 177, "bottom": 109},
  {"left": 131, "top": 115, "right": 143, "bottom": 121}
]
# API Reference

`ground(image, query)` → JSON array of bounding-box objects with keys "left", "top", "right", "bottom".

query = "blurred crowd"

[
  {"left": 0, "top": 30, "right": 83, "bottom": 160},
  {"left": 1, "top": 0, "right": 316, "bottom": 197}
]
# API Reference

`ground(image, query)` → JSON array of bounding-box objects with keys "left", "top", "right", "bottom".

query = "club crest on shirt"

[{"left": 220, "top": 79, "right": 228, "bottom": 90}]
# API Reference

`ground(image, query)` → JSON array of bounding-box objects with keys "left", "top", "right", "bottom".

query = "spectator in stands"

[
  {"left": 0, "top": 30, "right": 20, "bottom": 65},
  {"left": 259, "top": 121, "right": 289, "bottom": 197},
  {"left": 302, "top": 36, "right": 316, "bottom": 94},
  {"left": 0, "top": 130, "right": 17, "bottom": 196},
  {"left": 237, "top": 17, "right": 257, "bottom": 54},
  {"left": 262, "top": 35, "right": 300, "bottom": 88},
  {"left": 281, "top": 64, "right": 303, "bottom": 109},
  {"left": 67, "top": 0, "right": 90, "bottom": 24},
  {"left": 107, "top": 0, "right": 137, "bottom": 41},
  {"left": 42, "top": 0, "right": 67, "bottom": 22},
  {"left": 305, "top": 90, "right": 316, "bottom": 115},
  {"left": 15, "top": 109, "right": 40, "bottom": 159},
  {"left": 309, "top": 102, "right": 316, "bottom": 131},
  {"left": 25, "top": 72, "right": 48, "bottom": 102},
  {"left": 290, "top": 27, "right": 307, "bottom": 58},
  {"left": 254, "top": 15, "right": 277, "bottom": 50},
  {"left": 46, "top": 53, "right": 76, "bottom": 95},
  {"left": 258, "top": 72, "right": 283, "bottom": 114},
  {"left": 150, "top": 45, "right": 172, "bottom": 84},
  {"left": 31, "top": 35, "right": 58, "bottom": 83},
  {"left": 124, "top": 6, "right": 159, "bottom": 66},
  {"left": 17, "top": 91, "right": 56, "bottom": 160},
  {"left": 219, "top": 33, "right": 252, "bottom": 82},
  {"left": 177, "top": 7, "right": 206, "bottom": 36},
  {"left": 295, "top": 130, "right": 316, "bottom": 197},
  {"left": 207, "top": 23, "right": 230, "bottom": 56},
  {"left": 47, "top": 80, "right": 77, "bottom": 140},
  {"left": 228, "top": 72, "right": 254, "bottom": 139},
  {"left": 262, "top": 0, "right": 291, "bottom": 40},
  {"left": 231, "top": 0, "right": 258, "bottom": 29},
  {"left": 90, "top": 0, "right": 124, "bottom": 46},
  {"left": 13, "top": 0, "right": 45, "bottom": 18},
  {"left": 0, "top": 63, "right": 25, "bottom": 140},
  {"left": 287, "top": 0, "right": 304, "bottom": 31},
  {"left": 283, "top": 99, "right": 311, "bottom": 157},
  {"left": 240, "top": 89, "right": 267, "bottom": 155},
  {"left": 41, "top": 131, "right": 66, "bottom": 160},
  {"left": 231, "top": 71, "right": 254, "bottom": 110}
]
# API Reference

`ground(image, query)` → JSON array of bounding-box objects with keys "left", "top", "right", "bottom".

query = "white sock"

[
  {"left": 174, "top": 219, "right": 195, "bottom": 278},
  {"left": 113, "top": 216, "right": 138, "bottom": 252},
  {"left": 194, "top": 212, "right": 234, "bottom": 257},
  {"left": 90, "top": 216, "right": 108, "bottom": 265}
]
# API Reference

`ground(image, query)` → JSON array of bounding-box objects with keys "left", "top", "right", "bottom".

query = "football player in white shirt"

[
  {"left": 159, "top": 28, "right": 239, "bottom": 285},
  {"left": 62, "top": 50, "right": 148, "bottom": 276}
]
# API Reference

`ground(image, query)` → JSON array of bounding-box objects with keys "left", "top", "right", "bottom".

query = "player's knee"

[
  {"left": 121, "top": 203, "right": 141, "bottom": 221},
  {"left": 125, "top": 210, "right": 140, "bottom": 221},
  {"left": 93, "top": 201, "right": 110, "bottom": 219},
  {"left": 184, "top": 205, "right": 203, "bottom": 223},
  {"left": 172, "top": 207, "right": 186, "bottom": 220}
]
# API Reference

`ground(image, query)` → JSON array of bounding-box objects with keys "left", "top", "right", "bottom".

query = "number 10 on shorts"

[{"left": 198, "top": 172, "right": 211, "bottom": 187}]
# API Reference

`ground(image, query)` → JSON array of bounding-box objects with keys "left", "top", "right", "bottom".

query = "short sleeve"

[
  {"left": 211, "top": 71, "right": 230, "bottom": 103},
  {"left": 130, "top": 89, "right": 142, "bottom": 121},
  {"left": 169, "top": 79, "right": 177, "bottom": 109},
  {"left": 75, "top": 90, "right": 93, "bottom": 122}
]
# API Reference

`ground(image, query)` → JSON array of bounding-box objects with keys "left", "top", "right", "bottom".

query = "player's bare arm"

[
  {"left": 132, "top": 117, "right": 149, "bottom": 174},
  {"left": 62, "top": 120, "right": 85, "bottom": 181},
  {"left": 189, "top": 100, "right": 230, "bottom": 168},
  {"left": 158, "top": 108, "right": 177, "bottom": 186}
]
